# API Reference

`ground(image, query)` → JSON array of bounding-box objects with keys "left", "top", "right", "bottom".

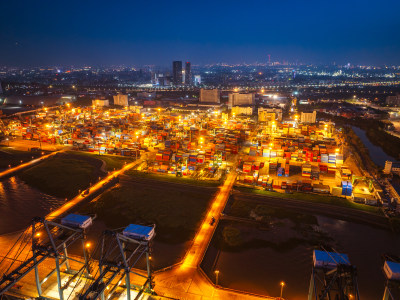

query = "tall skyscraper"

[
  {"left": 172, "top": 61, "right": 182, "bottom": 86},
  {"left": 185, "top": 62, "right": 192, "bottom": 85},
  {"left": 194, "top": 75, "right": 201, "bottom": 86}
]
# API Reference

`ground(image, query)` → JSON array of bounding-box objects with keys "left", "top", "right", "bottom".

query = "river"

[
  {"left": 202, "top": 215, "right": 400, "bottom": 300},
  {"left": 351, "top": 126, "right": 397, "bottom": 166},
  {"left": 352, "top": 126, "right": 400, "bottom": 193},
  {"left": 0, "top": 176, "right": 64, "bottom": 234}
]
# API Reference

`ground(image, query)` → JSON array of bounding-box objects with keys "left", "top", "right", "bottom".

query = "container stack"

[
  {"left": 341, "top": 181, "right": 353, "bottom": 196},
  {"left": 302, "top": 163, "right": 312, "bottom": 177}
]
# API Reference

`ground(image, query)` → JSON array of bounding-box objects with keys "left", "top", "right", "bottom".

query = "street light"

[
  {"left": 214, "top": 270, "right": 220, "bottom": 285},
  {"left": 280, "top": 281, "right": 285, "bottom": 299}
]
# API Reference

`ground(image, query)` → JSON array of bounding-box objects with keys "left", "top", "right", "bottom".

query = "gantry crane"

[
  {"left": 308, "top": 249, "right": 360, "bottom": 300},
  {"left": 76, "top": 223, "right": 155, "bottom": 300},
  {"left": 382, "top": 255, "right": 400, "bottom": 300},
  {"left": 0, "top": 214, "right": 93, "bottom": 300}
]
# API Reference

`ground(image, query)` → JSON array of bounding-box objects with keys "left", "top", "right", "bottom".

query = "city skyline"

[
  {"left": 1, "top": 0, "right": 400, "bottom": 67},
  {"left": 1, "top": 1, "right": 400, "bottom": 299}
]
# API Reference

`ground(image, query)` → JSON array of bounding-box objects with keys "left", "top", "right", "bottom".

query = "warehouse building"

[
  {"left": 386, "top": 94, "right": 400, "bottom": 106},
  {"left": 258, "top": 108, "right": 282, "bottom": 122},
  {"left": 228, "top": 92, "right": 255, "bottom": 107},
  {"left": 92, "top": 99, "right": 109, "bottom": 107},
  {"left": 200, "top": 89, "right": 220, "bottom": 104},
  {"left": 232, "top": 106, "right": 253, "bottom": 116},
  {"left": 300, "top": 111, "right": 317, "bottom": 123},
  {"left": 113, "top": 94, "right": 128, "bottom": 106}
]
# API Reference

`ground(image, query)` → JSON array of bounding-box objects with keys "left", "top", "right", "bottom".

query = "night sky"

[{"left": 1, "top": 0, "right": 400, "bottom": 66}]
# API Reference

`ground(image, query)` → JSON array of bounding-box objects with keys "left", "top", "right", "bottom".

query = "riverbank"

[
  {"left": 128, "top": 169, "right": 224, "bottom": 187},
  {"left": 201, "top": 194, "right": 400, "bottom": 300},
  {"left": 318, "top": 112, "right": 400, "bottom": 160},
  {"left": 235, "top": 186, "right": 382, "bottom": 215},
  {"left": 343, "top": 126, "right": 380, "bottom": 175},
  {"left": 0, "top": 146, "right": 48, "bottom": 169},
  {"left": 18, "top": 153, "right": 105, "bottom": 198},
  {"left": 67, "top": 151, "right": 136, "bottom": 171}
]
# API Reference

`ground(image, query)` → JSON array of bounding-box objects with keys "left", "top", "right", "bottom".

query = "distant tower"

[
  {"left": 172, "top": 61, "right": 183, "bottom": 86},
  {"left": 268, "top": 54, "right": 271, "bottom": 66},
  {"left": 185, "top": 62, "right": 192, "bottom": 85},
  {"left": 384, "top": 161, "right": 393, "bottom": 174}
]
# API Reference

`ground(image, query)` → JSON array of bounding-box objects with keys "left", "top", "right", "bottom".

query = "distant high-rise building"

[
  {"left": 172, "top": 61, "right": 182, "bottom": 86},
  {"left": 185, "top": 62, "right": 192, "bottom": 85},
  {"left": 194, "top": 75, "right": 201, "bottom": 86},
  {"left": 113, "top": 94, "right": 128, "bottom": 106},
  {"left": 200, "top": 89, "right": 220, "bottom": 103}
]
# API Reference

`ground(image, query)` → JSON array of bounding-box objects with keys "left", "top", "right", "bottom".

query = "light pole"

[
  {"left": 280, "top": 281, "right": 285, "bottom": 299},
  {"left": 214, "top": 270, "right": 220, "bottom": 286}
]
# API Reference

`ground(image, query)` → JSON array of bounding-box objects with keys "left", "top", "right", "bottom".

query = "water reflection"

[
  {"left": 0, "top": 176, "right": 63, "bottom": 234},
  {"left": 351, "top": 126, "right": 396, "bottom": 166},
  {"left": 202, "top": 215, "right": 400, "bottom": 300}
]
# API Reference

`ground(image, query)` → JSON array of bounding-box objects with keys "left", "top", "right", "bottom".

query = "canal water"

[
  {"left": 202, "top": 215, "right": 400, "bottom": 300},
  {"left": 351, "top": 126, "right": 400, "bottom": 193},
  {"left": 0, "top": 176, "right": 64, "bottom": 234},
  {"left": 351, "top": 126, "right": 397, "bottom": 166}
]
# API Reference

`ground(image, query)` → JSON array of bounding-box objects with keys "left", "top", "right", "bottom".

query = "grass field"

[
  {"left": 81, "top": 180, "right": 216, "bottom": 244},
  {"left": 19, "top": 155, "right": 101, "bottom": 198},
  {"left": 127, "top": 169, "right": 223, "bottom": 187},
  {"left": 67, "top": 151, "right": 135, "bottom": 171},
  {"left": 235, "top": 186, "right": 382, "bottom": 215},
  {"left": 0, "top": 146, "right": 45, "bottom": 169}
]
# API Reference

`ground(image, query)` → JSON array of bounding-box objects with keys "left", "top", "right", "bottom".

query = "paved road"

[
  {"left": 46, "top": 157, "right": 146, "bottom": 221},
  {"left": 0, "top": 150, "right": 63, "bottom": 180},
  {"left": 153, "top": 172, "right": 277, "bottom": 299}
]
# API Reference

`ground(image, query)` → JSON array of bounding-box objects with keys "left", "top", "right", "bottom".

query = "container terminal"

[{"left": 0, "top": 98, "right": 399, "bottom": 300}]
